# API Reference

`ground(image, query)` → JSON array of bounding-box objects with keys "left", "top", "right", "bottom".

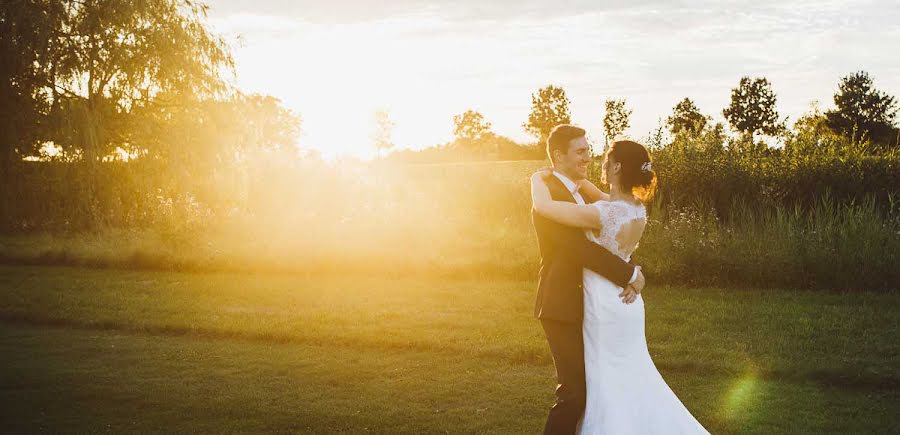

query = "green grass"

[{"left": 0, "top": 265, "right": 898, "bottom": 433}]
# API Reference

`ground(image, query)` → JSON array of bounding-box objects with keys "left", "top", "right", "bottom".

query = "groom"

[{"left": 532, "top": 125, "right": 646, "bottom": 435}]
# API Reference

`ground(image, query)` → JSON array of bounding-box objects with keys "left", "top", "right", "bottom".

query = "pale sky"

[{"left": 207, "top": 0, "right": 900, "bottom": 158}]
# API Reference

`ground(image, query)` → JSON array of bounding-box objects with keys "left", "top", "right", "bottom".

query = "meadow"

[
  {"left": 3, "top": 157, "right": 898, "bottom": 291},
  {"left": 1, "top": 155, "right": 898, "bottom": 434},
  {"left": 4, "top": 1, "right": 899, "bottom": 432},
  {"left": 1, "top": 264, "right": 898, "bottom": 433}
]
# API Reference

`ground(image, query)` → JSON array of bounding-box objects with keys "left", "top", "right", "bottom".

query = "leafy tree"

[
  {"left": 234, "top": 94, "right": 302, "bottom": 152},
  {"left": 523, "top": 85, "right": 571, "bottom": 142},
  {"left": 667, "top": 98, "right": 708, "bottom": 135},
  {"left": 603, "top": 98, "right": 632, "bottom": 145},
  {"left": 45, "top": 0, "right": 233, "bottom": 162},
  {"left": 825, "top": 71, "right": 898, "bottom": 148},
  {"left": 785, "top": 102, "right": 858, "bottom": 157},
  {"left": 723, "top": 77, "right": 781, "bottom": 139},
  {"left": 372, "top": 109, "right": 395, "bottom": 157},
  {"left": 0, "top": 0, "right": 64, "bottom": 175},
  {"left": 453, "top": 110, "right": 492, "bottom": 141},
  {"left": 1, "top": 0, "right": 66, "bottom": 226},
  {"left": 132, "top": 93, "right": 300, "bottom": 166}
]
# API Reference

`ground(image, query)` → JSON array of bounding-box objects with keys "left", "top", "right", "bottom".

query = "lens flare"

[{"left": 722, "top": 369, "right": 762, "bottom": 424}]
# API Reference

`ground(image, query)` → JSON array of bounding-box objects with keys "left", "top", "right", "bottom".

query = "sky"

[{"left": 206, "top": 0, "right": 900, "bottom": 159}]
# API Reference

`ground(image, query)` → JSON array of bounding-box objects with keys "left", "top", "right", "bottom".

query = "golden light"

[
  {"left": 721, "top": 365, "right": 764, "bottom": 425},
  {"left": 217, "top": 14, "right": 467, "bottom": 159}
]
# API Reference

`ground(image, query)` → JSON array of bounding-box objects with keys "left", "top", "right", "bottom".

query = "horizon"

[{"left": 206, "top": 0, "right": 900, "bottom": 159}]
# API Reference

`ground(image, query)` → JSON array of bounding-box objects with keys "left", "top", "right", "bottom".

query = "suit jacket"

[{"left": 532, "top": 175, "right": 635, "bottom": 323}]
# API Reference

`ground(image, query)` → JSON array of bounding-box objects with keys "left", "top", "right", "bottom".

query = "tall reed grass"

[
  {"left": 639, "top": 194, "right": 899, "bottom": 290},
  {"left": 1, "top": 159, "right": 897, "bottom": 291}
]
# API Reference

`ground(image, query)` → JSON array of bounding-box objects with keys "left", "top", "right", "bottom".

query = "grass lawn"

[{"left": 0, "top": 264, "right": 898, "bottom": 433}]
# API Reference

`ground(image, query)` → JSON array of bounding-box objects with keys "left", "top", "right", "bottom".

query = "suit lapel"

[{"left": 546, "top": 174, "right": 578, "bottom": 204}]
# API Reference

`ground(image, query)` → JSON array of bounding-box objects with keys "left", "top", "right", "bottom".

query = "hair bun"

[
  {"left": 608, "top": 140, "right": 657, "bottom": 203},
  {"left": 636, "top": 165, "right": 656, "bottom": 187}
]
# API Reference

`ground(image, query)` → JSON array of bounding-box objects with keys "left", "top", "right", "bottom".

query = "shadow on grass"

[
  {"left": 0, "top": 252, "right": 532, "bottom": 281},
  {"left": 2, "top": 310, "right": 896, "bottom": 395}
]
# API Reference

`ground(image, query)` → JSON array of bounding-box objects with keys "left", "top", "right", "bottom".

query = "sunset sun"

[{"left": 1, "top": 0, "right": 898, "bottom": 433}]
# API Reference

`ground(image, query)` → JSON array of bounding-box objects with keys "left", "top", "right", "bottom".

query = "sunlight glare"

[{"left": 721, "top": 369, "right": 763, "bottom": 425}]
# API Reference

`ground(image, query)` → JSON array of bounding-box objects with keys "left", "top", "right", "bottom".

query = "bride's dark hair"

[{"left": 608, "top": 140, "right": 657, "bottom": 203}]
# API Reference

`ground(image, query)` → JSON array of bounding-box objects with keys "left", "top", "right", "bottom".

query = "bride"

[{"left": 530, "top": 139, "right": 709, "bottom": 435}]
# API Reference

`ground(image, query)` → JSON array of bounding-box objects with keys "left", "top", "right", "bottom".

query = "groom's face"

[{"left": 555, "top": 136, "right": 591, "bottom": 180}]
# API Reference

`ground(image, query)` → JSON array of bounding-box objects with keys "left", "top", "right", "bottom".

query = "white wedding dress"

[{"left": 578, "top": 200, "right": 709, "bottom": 435}]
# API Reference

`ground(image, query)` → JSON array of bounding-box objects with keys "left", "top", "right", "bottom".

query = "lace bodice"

[{"left": 584, "top": 200, "right": 647, "bottom": 261}]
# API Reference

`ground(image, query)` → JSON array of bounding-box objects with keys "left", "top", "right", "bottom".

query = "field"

[
  {"left": 6, "top": 2, "right": 900, "bottom": 433},
  {"left": 1, "top": 264, "right": 898, "bottom": 433},
  {"left": 4, "top": 159, "right": 899, "bottom": 292},
  {"left": 2, "top": 159, "right": 898, "bottom": 433}
]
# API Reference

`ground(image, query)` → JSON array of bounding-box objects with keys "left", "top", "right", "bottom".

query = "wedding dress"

[{"left": 578, "top": 200, "right": 709, "bottom": 435}]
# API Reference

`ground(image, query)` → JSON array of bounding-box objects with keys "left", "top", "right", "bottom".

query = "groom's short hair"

[{"left": 547, "top": 125, "right": 586, "bottom": 164}]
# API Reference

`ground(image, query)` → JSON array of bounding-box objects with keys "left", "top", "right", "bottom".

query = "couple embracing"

[{"left": 531, "top": 125, "right": 709, "bottom": 434}]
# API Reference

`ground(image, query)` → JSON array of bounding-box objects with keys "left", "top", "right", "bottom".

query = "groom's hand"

[
  {"left": 619, "top": 286, "right": 639, "bottom": 304},
  {"left": 631, "top": 267, "right": 645, "bottom": 293},
  {"left": 619, "top": 267, "right": 644, "bottom": 304}
]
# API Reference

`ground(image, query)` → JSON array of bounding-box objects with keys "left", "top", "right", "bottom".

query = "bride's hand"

[
  {"left": 576, "top": 177, "right": 610, "bottom": 202},
  {"left": 532, "top": 166, "right": 554, "bottom": 181}
]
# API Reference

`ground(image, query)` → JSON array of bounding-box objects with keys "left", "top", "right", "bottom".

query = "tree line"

[
  {"left": 2, "top": 0, "right": 897, "bottom": 231},
  {"left": 4, "top": 1, "right": 896, "bottom": 168},
  {"left": 392, "top": 71, "right": 897, "bottom": 163}
]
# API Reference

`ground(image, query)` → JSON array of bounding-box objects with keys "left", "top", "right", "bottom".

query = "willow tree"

[
  {"left": 0, "top": 0, "right": 70, "bottom": 228},
  {"left": 46, "top": 0, "right": 234, "bottom": 163},
  {"left": 1, "top": 1, "right": 49, "bottom": 160}
]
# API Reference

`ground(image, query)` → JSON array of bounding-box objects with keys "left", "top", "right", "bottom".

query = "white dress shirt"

[
  {"left": 552, "top": 171, "right": 585, "bottom": 204},
  {"left": 552, "top": 170, "right": 639, "bottom": 285}
]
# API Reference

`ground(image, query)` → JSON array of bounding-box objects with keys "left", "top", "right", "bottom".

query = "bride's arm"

[
  {"left": 531, "top": 172, "right": 603, "bottom": 229},
  {"left": 577, "top": 179, "right": 610, "bottom": 203}
]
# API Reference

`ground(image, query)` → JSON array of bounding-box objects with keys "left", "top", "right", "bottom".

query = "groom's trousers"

[{"left": 541, "top": 318, "right": 586, "bottom": 435}]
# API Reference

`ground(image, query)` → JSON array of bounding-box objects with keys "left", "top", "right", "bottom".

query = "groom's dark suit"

[{"left": 533, "top": 174, "right": 635, "bottom": 435}]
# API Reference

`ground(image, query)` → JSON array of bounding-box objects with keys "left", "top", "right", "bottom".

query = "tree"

[
  {"left": 145, "top": 93, "right": 300, "bottom": 160},
  {"left": 723, "top": 77, "right": 781, "bottom": 139},
  {"left": 667, "top": 98, "right": 708, "bottom": 135},
  {"left": 452, "top": 110, "right": 492, "bottom": 141},
  {"left": 45, "top": 0, "right": 234, "bottom": 163},
  {"left": 785, "top": 101, "right": 851, "bottom": 156},
  {"left": 825, "top": 71, "right": 898, "bottom": 147},
  {"left": 523, "top": 85, "right": 571, "bottom": 142},
  {"left": 0, "top": 0, "right": 65, "bottom": 187},
  {"left": 235, "top": 94, "right": 302, "bottom": 152},
  {"left": 372, "top": 109, "right": 395, "bottom": 157},
  {"left": 603, "top": 98, "right": 632, "bottom": 145}
]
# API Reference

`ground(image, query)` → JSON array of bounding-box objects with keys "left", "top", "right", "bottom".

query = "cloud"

[
  {"left": 204, "top": 0, "right": 900, "bottom": 154},
  {"left": 207, "top": 0, "right": 686, "bottom": 24}
]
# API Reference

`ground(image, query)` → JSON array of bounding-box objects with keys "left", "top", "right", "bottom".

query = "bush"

[
  {"left": 638, "top": 195, "right": 900, "bottom": 291},
  {"left": 2, "top": 139, "right": 898, "bottom": 291},
  {"left": 619, "top": 128, "right": 900, "bottom": 222}
]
